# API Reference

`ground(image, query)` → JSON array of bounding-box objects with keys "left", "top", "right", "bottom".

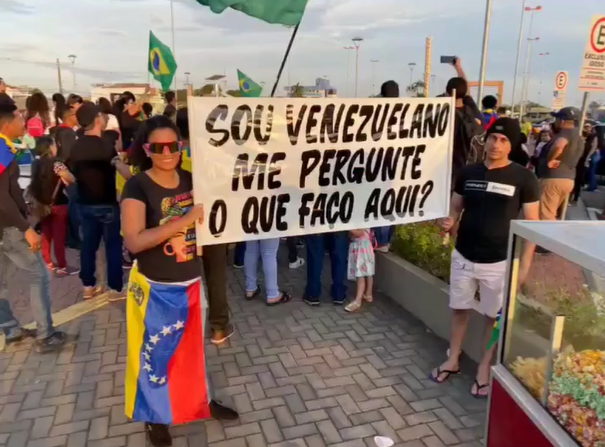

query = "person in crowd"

[
  {"left": 573, "top": 122, "right": 599, "bottom": 200},
  {"left": 286, "top": 238, "right": 305, "bottom": 269},
  {"left": 163, "top": 91, "right": 177, "bottom": 119},
  {"left": 509, "top": 133, "right": 530, "bottom": 167},
  {"left": 55, "top": 106, "right": 78, "bottom": 160},
  {"left": 121, "top": 116, "right": 238, "bottom": 446},
  {"left": 445, "top": 58, "right": 483, "bottom": 186},
  {"left": 584, "top": 123, "right": 601, "bottom": 192},
  {"left": 429, "top": 118, "right": 539, "bottom": 398},
  {"left": 51, "top": 93, "right": 66, "bottom": 128},
  {"left": 496, "top": 106, "right": 509, "bottom": 117},
  {"left": 174, "top": 107, "right": 234, "bottom": 344},
  {"left": 0, "top": 78, "right": 14, "bottom": 106},
  {"left": 244, "top": 236, "right": 292, "bottom": 306},
  {"left": 481, "top": 95, "right": 499, "bottom": 130},
  {"left": 119, "top": 91, "right": 142, "bottom": 150},
  {"left": 521, "top": 115, "right": 533, "bottom": 137},
  {"left": 28, "top": 136, "right": 78, "bottom": 276},
  {"left": 68, "top": 103, "right": 123, "bottom": 300},
  {"left": 25, "top": 92, "right": 51, "bottom": 139},
  {"left": 142, "top": 102, "right": 153, "bottom": 120},
  {"left": 67, "top": 94, "right": 84, "bottom": 112},
  {"left": 537, "top": 107, "right": 584, "bottom": 220},
  {"left": 304, "top": 230, "right": 348, "bottom": 306},
  {"left": 98, "top": 97, "right": 120, "bottom": 131},
  {"left": 344, "top": 229, "right": 375, "bottom": 312},
  {"left": 530, "top": 129, "right": 552, "bottom": 171},
  {"left": 373, "top": 80, "right": 400, "bottom": 253},
  {"left": 0, "top": 102, "right": 66, "bottom": 351},
  {"left": 233, "top": 242, "right": 245, "bottom": 269}
]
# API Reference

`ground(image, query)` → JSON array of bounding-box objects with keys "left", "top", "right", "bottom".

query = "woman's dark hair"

[
  {"left": 98, "top": 97, "right": 114, "bottom": 115},
  {"left": 142, "top": 102, "right": 153, "bottom": 117},
  {"left": 122, "top": 91, "right": 136, "bottom": 103},
  {"left": 129, "top": 115, "right": 180, "bottom": 172},
  {"left": 29, "top": 136, "right": 57, "bottom": 205},
  {"left": 25, "top": 92, "right": 50, "bottom": 127},
  {"left": 52, "top": 93, "right": 66, "bottom": 124},
  {"left": 67, "top": 94, "right": 83, "bottom": 107},
  {"left": 519, "top": 133, "right": 528, "bottom": 145},
  {"left": 176, "top": 107, "right": 189, "bottom": 140}
]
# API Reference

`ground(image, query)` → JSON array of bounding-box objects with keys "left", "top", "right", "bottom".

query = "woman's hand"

[{"left": 188, "top": 204, "right": 204, "bottom": 225}]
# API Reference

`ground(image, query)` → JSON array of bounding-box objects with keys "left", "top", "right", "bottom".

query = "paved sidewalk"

[{"left": 0, "top": 249, "right": 486, "bottom": 447}]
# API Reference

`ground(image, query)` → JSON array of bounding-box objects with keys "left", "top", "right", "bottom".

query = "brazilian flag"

[
  {"left": 237, "top": 70, "right": 262, "bottom": 97},
  {"left": 196, "top": 0, "right": 308, "bottom": 26},
  {"left": 148, "top": 31, "right": 177, "bottom": 92}
]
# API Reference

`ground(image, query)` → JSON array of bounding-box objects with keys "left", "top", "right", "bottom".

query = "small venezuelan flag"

[
  {"left": 0, "top": 134, "right": 16, "bottom": 176},
  {"left": 125, "top": 264, "right": 210, "bottom": 424}
]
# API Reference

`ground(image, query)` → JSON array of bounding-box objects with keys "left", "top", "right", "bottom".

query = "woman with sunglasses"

[{"left": 121, "top": 116, "right": 238, "bottom": 447}]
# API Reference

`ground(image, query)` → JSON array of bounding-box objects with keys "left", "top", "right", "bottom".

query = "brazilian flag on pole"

[
  {"left": 196, "top": 0, "right": 308, "bottom": 26},
  {"left": 148, "top": 31, "right": 177, "bottom": 92},
  {"left": 237, "top": 70, "right": 262, "bottom": 97}
]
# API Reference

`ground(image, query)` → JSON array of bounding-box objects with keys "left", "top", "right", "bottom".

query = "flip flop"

[
  {"left": 245, "top": 286, "right": 262, "bottom": 301},
  {"left": 428, "top": 366, "right": 461, "bottom": 384},
  {"left": 266, "top": 292, "right": 292, "bottom": 307},
  {"left": 471, "top": 380, "right": 490, "bottom": 399}
]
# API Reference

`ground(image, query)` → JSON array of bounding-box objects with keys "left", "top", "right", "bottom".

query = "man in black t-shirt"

[
  {"left": 429, "top": 118, "right": 540, "bottom": 398},
  {"left": 70, "top": 103, "right": 123, "bottom": 301}
]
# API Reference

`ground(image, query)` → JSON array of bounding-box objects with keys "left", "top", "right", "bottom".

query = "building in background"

[
  {"left": 4, "top": 85, "right": 37, "bottom": 109},
  {"left": 284, "top": 77, "right": 337, "bottom": 98},
  {"left": 90, "top": 83, "right": 164, "bottom": 110}
]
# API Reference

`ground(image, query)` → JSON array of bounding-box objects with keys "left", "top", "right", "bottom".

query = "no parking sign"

[
  {"left": 552, "top": 71, "right": 568, "bottom": 110},
  {"left": 579, "top": 15, "right": 605, "bottom": 92}
]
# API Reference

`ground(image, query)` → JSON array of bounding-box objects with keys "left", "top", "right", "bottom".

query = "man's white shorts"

[{"left": 449, "top": 249, "right": 506, "bottom": 318}]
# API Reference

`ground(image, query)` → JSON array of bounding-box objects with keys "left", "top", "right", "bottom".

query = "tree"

[
  {"left": 194, "top": 84, "right": 222, "bottom": 97},
  {"left": 290, "top": 83, "right": 305, "bottom": 98},
  {"left": 406, "top": 80, "right": 426, "bottom": 98}
]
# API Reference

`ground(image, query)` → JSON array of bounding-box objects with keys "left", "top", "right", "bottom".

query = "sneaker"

[
  {"left": 5, "top": 327, "right": 37, "bottom": 343},
  {"left": 209, "top": 400, "right": 239, "bottom": 421},
  {"left": 107, "top": 289, "right": 126, "bottom": 302},
  {"left": 145, "top": 423, "right": 172, "bottom": 447},
  {"left": 303, "top": 297, "right": 321, "bottom": 307},
  {"left": 333, "top": 299, "right": 345, "bottom": 306},
  {"left": 55, "top": 266, "right": 80, "bottom": 278},
  {"left": 376, "top": 245, "right": 390, "bottom": 253},
  {"left": 289, "top": 257, "right": 305, "bottom": 270},
  {"left": 35, "top": 331, "right": 66, "bottom": 353},
  {"left": 211, "top": 324, "right": 235, "bottom": 345},
  {"left": 83, "top": 285, "right": 103, "bottom": 300},
  {"left": 233, "top": 263, "right": 244, "bottom": 270}
]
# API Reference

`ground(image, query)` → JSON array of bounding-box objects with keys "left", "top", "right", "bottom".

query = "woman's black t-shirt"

[{"left": 121, "top": 169, "right": 200, "bottom": 283}]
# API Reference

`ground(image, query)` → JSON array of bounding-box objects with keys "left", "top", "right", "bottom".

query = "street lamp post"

[
  {"left": 184, "top": 71, "right": 191, "bottom": 86},
  {"left": 352, "top": 37, "right": 363, "bottom": 97},
  {"left": 408, "top": 62, "right": 417, "bottom": 87},
  {"left": 477, "top": 0, "right": 493, "bottom": 103},
  {"left": 370, "top": 59, "right": 380, "bottom": 95},
  {"left": 515, "top": 4, "right": 542, "bottom": 117},
  {"left": 68, "top": 54, "right": 77, "bottom": 89},
  {"left": 343, "top": 46, "right": 355, "bottom": 97},
  {"left": 519, "top": 36, "right": 540, "bottom": 119},
  {"left": 538, "top": 52, "right": 550, "bottom": 105}
]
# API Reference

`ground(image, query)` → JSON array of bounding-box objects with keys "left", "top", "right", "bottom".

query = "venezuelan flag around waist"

[{"left": 125, "top": 264, "right": 210, "bottom": 424}]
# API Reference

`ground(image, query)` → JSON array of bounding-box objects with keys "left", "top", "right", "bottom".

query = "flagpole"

[
  {"left": 270, "top": 23, "right": 300, "bottom": 97},
  {"left": 170, "top": 0, "right": 177, "bottom": 92}
]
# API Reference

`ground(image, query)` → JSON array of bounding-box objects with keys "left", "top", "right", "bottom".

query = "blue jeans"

[
  {"left": 588, "top": 151, "right": 601, "bottom": 191},
  {"left": 234, "top": 242, "right": 246, "bottom": 266},
  {"left": 374, "top": 226, "right": 394, "bottom": 246},
  {"left": 244, "top": 238, "right": 280, "bottom": 300},
  {"left": 305, "top": 232, "right": 349, "bottom": 303},
  {"left": 0, "top": 228, "right": 54, "bottom": 339},
  {"left": 79, "top": 204, "right": 123, "bottom": 292}
]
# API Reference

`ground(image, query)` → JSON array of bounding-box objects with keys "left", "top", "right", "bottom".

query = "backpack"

[{"left": 456, "top": 107, "right": 486, "bottom": 165}]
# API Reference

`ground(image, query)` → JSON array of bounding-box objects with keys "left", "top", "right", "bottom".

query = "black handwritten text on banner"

[{"left": 189, "top": 97, "right": 454, "bottom": 246}]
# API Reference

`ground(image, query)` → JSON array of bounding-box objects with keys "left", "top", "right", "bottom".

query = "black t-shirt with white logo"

[{"left": 455, "top": 162, "right": 540, "bottom": 263}]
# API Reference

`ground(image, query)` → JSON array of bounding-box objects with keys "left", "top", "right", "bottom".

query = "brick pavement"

[{"left": 0, "top": 248, "right": 486, "bottom": 447}]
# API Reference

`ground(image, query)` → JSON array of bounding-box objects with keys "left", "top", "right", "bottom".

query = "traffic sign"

[
  {"left": 552, "top": 71, "right": 568, "bottom": 110},
  {"left": 579, "top": 15, "right": 605, "bottom": 92}
]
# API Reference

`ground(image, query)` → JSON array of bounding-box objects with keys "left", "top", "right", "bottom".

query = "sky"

[{"left": 1, "top": 0, "right": 603, "bottom": 107}]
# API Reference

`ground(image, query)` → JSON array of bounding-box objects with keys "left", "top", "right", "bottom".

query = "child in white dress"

[{"left": 345, "top": 229, "right": 375, "bottom": 312}]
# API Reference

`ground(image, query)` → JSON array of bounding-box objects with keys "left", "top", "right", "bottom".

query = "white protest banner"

[
  {"left": 579, "top": 15, "right": 605, "bottom": 92},
  {"left": 189, "top": 97, "right": 455, "bottom": 246}
]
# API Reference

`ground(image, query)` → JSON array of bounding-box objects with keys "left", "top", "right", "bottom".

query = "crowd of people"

[{"left": 0, "top": 61, "right": 603, "bottom": 444}]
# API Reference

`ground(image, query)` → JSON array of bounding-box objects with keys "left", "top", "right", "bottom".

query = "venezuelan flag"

[
  {"left": 125, "top": 264, "right": 210, "bottom": 424},
  {"left": 0, "top": 134, "right": 16, "bottom": 176}
]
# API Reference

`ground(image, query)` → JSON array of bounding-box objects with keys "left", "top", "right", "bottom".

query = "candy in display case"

[{"left": 487, "top": 221, "right": 605, "bottom": 447}]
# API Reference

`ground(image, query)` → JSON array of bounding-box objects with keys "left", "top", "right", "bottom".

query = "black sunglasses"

[{"left": 143, "top": 142, "right": 182, "bottom": 154}]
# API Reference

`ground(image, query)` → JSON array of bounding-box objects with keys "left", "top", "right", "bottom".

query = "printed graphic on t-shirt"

[
  {"left": 159, "top": 192, "right": 195, "bottom": 262},
  {"left": 465, "top": 180, "right": 516, "bottom": 197}
]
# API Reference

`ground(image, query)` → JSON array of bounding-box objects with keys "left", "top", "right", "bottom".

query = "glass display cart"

[{"left": 486, "top": 221, "right": 605, "bottom": 447}]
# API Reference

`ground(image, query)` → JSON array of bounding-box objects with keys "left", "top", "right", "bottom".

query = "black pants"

[
  {"left": 573, "top": 159, "right": 587, "bottom": 202},
  {"left": 202, "top": 244, "right": 230, "bottom": 331},
  {"left": 286, "top": 238, "right": 298, "bottom": 263}
]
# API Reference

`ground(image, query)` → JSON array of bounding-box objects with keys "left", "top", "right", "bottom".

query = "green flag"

[
  {"left": 237, "top": 70, "right": 262, "bottom": 97},
  {"left": 148, "top": 31, "right": 177, "bottom": 92},
  {"left": 196, "top": 0, "right": 308, "bottom": 26}
]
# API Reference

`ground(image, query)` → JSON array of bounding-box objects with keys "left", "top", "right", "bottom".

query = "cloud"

[{"left": 3, "top": 0, "right": 33, "bottom": 14}]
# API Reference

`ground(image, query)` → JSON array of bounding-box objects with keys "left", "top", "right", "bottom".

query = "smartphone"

[{"left": 440, "top": 56, "right": 457, "bottom": 64}]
